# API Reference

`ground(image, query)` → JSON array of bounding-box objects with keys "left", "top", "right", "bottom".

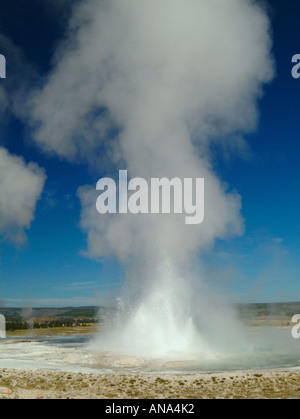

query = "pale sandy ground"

[{"left": 1, "top": 368, "right": 300, "bottom": 399}]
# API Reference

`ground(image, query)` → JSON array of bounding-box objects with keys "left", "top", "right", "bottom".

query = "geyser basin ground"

[
  {"left": 0, "top": 327, "right": 299, "bottom": 376},
  {"left": 2, "top": 367, "right": 300, "bottom": 399}
]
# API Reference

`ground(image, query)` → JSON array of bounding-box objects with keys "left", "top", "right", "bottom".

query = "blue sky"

[{"left": 0, "top": 0, "right": 300, "bottom": 306}]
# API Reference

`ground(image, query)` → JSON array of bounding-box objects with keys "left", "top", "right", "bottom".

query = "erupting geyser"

[{"left": 29, "top": 0, "right": 274, "bottom": 359}]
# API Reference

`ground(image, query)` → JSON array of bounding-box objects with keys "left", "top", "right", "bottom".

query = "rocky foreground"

[{"left": 1, "top": 368, "right": 300, "bottom": 399}]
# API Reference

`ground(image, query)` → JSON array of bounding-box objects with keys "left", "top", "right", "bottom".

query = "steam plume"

[{"left": 29, "top": 0, "right": 274, "bottom": 357}]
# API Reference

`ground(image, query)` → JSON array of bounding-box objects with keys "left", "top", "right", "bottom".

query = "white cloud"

[{"left": 0, "top": 147, "right": 46, "bottom": 244}]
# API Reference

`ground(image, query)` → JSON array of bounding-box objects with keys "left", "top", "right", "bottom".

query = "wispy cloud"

[
  {"left": 4, "top": 296, "right": 103, "bottom": 308},
  {"left": 60, "top": 281, "right": 98, "bottom": 290}
]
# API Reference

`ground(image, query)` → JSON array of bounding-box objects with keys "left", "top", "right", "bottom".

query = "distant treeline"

[
  {"left": 0, "top": 306, "right": 102, "bottom": 320},
  {"left": 235, "top": 302, "right": 300, "bottom": 318},
  {"left": 6, "top": 319, "right": 96, "bottom": 331}
]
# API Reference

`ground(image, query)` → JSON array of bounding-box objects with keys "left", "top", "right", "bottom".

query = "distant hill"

[
  {"left": 1, "top": 302, "right": 300, "bottom": 324},
  {"left": 0, "top": 306, "right": 114, "bottom": 322},
  {"left": 235, "top": 301, "right": 300, "bottom": 318}
]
